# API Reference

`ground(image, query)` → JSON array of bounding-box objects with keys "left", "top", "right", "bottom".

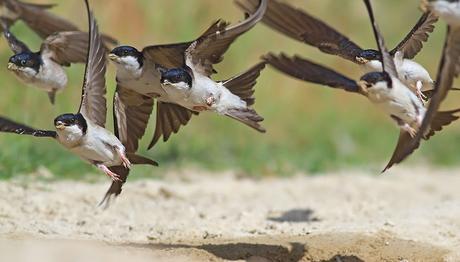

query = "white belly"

[
  {"left": 15, "top": 60, "right": 67, "bottom": 92},
  {"left": 367, "top": 79, "right": 425, "bottom": 127},
  {"left": 430, "top": 1, "right": 460, "bottom": 26},
  {"left": 58, "top": 125, "right": 123, "bottom": 167}
]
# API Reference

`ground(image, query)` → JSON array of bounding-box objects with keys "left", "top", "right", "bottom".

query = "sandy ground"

[{"left": 1, "top": 167, "right": 460, "bottom": 262}]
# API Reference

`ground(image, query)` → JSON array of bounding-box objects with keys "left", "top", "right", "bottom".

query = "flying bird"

[
  {"left": 387, "top": 0, "right": 460, "bottom": 170},
  {"left": 263, "top": 0, "right": 459, "bottom": 172},
  {"left": 237, "top": 0, "right": 438, "bottom": 101},
  {"left": 0, "top": 0, "right": 156, "bottom": 207},
  {"left": 1, "top": 20, "right": 90, "bottom": 104},
  {"left": 109, "top": 0, "right": 267, "bottom": 150}
]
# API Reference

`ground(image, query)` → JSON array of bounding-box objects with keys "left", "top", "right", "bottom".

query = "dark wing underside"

[
  {"left": 390, "top": 11, "right": 438, "bottom": 59},
  {"left": 236, "top": 0, "right": 364, "bottom": 64},
  {"left": 10, "top": 0, "right": 80, "bottom": 39},
  {"left": 185, "top": 0, "right": 267, "bottom": 77},
  {"left": 148, "top": 102, "right": 197, "bottom": 149},
  {"left": 113, "top": 85, "right": 154, "bottom": 153},
  {"left": 78, "top": 9, "right": 107, "bottom": 127},
  {"left": 0, "top": 116, "right": 56, "bottom": 138},
  {"left": 98, "top": 166, "right": 129, "bottom": 209},
  {"left": 263, "top": 53, "right": 362, "bottom": 94},
  {"left": 0, "top": 18, "right": 30, "bottom": 53}
]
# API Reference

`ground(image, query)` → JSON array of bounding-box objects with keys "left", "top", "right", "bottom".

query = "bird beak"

[
  {"left": 55, "top": 121, "right": 65, "bottom": 130},
  {"left": 108, "top": 53, "right": 119, "bottom": 61},
  {"left": 7, "top": 62, "right": 17, "bottom": 71}
]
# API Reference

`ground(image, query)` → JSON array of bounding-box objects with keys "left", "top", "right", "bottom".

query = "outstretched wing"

[
  {"left": 40, "top": 31, "right": 89, "bottom": 66},
  {"left": 113, "top": 85, "right": 154, "bottom": 153},
  {"left": 0, "top": 116, "right": 56, "bottom": 138},
  {"left": 142, "top": 42, "right": 191, "bottom": 69},
  {"left": 7, "top": 0, "right": 80, "bottom": 39},
  {"left": 263, "top": 53, "right": 362, "bottom": 94},
  {"left": 78, "top": 2, "right": 107, "bottom": 127},
  {"left": 0, "top": 18, "right": 30, "bottom": 54},
  {"left": 236, "top": 0, "right": 365, "bottom": 64},
  {"left": 364, "top": 0, "right": 398, "bottom": 79},
  {"left": 185, "top": 0, "right": 267, "bottom": 76},
  {"left": 148, "top": 102, "right": 197, "bottom": 149},
  {"left": 390, "top": 11, "right": 438, "bottom": 59}
]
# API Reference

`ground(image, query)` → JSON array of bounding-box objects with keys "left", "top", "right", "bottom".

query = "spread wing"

[
  {"left": 0, "top": 18, "right": 30, "bottom": 54},
  {"left": 0, "top": 116, "right": 56, "bottom": 138},
  {"left": 40, "top": 31, "right": 89, "bottom": 66},
  {"left": 364, "top": 0, "right": 398, "bottom": 78},
  {"left": 236, "top": 0, "right": 364, "bottom": 64},
  {"left": 113, "top": 85, "right": 154, "bottom": 153},
  {"left": 142, "top": 42, "right": 191, "bottom": 69},
  {"left": 390, "top": 27, "right": 460, "bottom": 168},
  {"left": 148, "top": 102, "right": 197, "bottom": 149},
  {"left": 8, "top": 0, "right": 80, "bottom": 39},
  {"left": 78, "top": 5, "right": 107, "bottom": 127},
  {"left": 263, "top": 53, "right": 362, "bottom": 94},
  {"left": 390, "top": 11, "right": 438, "bottom": 59},
  {"left": 185, "top": 0, "right": 267, "bottom": 76}
]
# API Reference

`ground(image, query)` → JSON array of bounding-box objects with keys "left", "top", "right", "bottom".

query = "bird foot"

[
  {"left": 117, "top": 149, "right": 132, "bottom": 169},
  {"left": 402, "top": 125, "right": 417, "bottom": 138},
  {"left": 415, "top": 81, "right": 427, "bottom": 102},
  {"left": 97, "top": 164, "right": 122, "bottom": 182},
  {"left": 205, "top": 96, "right": 216, "bottom": 106}
]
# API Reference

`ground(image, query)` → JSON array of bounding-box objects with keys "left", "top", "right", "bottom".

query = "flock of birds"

[{"left": 0, "top": 0, "right": 458, "bottom": 206}]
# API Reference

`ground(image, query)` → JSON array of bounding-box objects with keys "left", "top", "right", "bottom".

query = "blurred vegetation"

[{"left": 0, "top": 0, "right": 460, "bottom": 179}]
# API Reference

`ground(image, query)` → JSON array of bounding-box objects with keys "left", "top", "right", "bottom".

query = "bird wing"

[
  {"left": 236, "top": 0, "right": 364, "bottom": 64},
  {"left": 9, "top": 0, "right": 80, "bottom": 39},
  {"left": 78, "top": 4, "right": 107, "bottom": 128},
  {"left": 0, "top": 18, "right": 30, "bottom": 54},
  {"left": 142, "top": 42, "right": 191, "bottom": 69},
  {"left": 263, "top": 53, "right": 362, "bottom": 94},
  {"left": 0, "top": 116, "right": 56, "bottom": 138},
  {"left": 40, "top": 31, "right": 89, "bottom": 66},
  {"left": 184, "top": 0, "right": 267, "bottom": 76},
  {"left": 148, "top": 102, "right": 197, "bottom": 150},
  {"left": 364, "top": 0, "right": 399, "bottom": 79},
  {"left": 113, "top": 85, "right": 154, "bottom": 153},
  {"left": 390, "top": 11, "right": 438, "bottom": 59}
]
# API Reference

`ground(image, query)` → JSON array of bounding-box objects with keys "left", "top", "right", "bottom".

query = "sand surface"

[{"left": 1, "top": 167, "right": 460, "bottom": 261}]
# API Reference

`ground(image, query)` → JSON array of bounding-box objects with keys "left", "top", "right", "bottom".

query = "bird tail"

[
  {"left": 225, "top": 108, "right": 266, "bottom": 133},
  {"left": 222, "top": 62, "right": 266, "bottom": 106},
  {"left": 127, "top": 153, "right": 158, "bottom": 166}
]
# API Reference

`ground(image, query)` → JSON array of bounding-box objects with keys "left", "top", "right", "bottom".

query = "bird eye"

[{"left": 21, "top": 60, "right": 26, "bottom": 66}]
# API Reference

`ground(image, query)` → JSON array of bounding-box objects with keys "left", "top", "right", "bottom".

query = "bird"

[
  {"left": 108, "top": 0, "right": 267, "bottom": 150},
  {"left": 0, "top": 0, "right": 156, "bottom": 207},
  {"left": 237, "top": 0, "right": 438, "bottom": 102},
  {"left": 262, "top": 0, "right": 460, "bottom": 172},
  {"left": 1, "top": 20, "right": 89, "bottom": 104},
  {"left": 0, "top": 0, "right": 117, "bottom": 43},
  {"left": 389, "top": 0, "right": 460, "bottom": 170}
]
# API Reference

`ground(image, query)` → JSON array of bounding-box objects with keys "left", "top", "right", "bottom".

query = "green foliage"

[{"left": 0, "top": 0, "right": 459, "bottom": 179}]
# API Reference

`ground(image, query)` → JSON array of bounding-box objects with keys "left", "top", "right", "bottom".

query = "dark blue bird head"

[
  {"left": 160, "top": 67, "right": 193, "bottom": 88},
  {"left": 360, "top": 71, "right": 392, "bottom": 89},
  {"left": 8, "top": 52, "right": 42, "bottom": 73},
  {"left": 109, "top": 45, "right": 143, "bottom": 68},
  {"left": 357, "top": 49, "right": 382, "bottom": 63},
  {"left": 54, "top": 113, "right": 87, "bottom": 134}
]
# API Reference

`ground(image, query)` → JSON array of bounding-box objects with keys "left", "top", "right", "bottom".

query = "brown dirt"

[{"left": 1, "top": 167, "right": 459, "bottom": 261}]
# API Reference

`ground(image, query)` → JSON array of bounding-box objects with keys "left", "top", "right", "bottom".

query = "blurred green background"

[{"left": 0, "top": 0, "right": 459, "bottom": 179}]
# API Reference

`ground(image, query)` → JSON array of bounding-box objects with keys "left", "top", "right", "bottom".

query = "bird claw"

[
  {"left": 403, "top": 126, "right": 417, "bottom": 138},
  {"left": 97, "top": 164, "right": 122, "bottom": 182},
  {"left": 118, "top": 149, "right": 132, "bottom": 169},
  {"left": 205, "top": 96, "right": 216, "bottom": 106}
]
